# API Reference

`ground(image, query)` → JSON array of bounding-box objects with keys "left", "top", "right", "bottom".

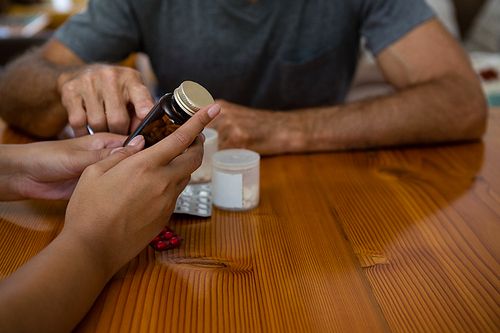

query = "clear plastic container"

[
  {"left": 211, "top": 149, "right": 260, "bottom": 211},
  {"left": 190, "top": 128, "right": 218, "bottom": 184}
]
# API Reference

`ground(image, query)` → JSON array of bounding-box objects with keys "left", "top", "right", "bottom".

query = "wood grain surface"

[{"left": 1, "top": 109, "right": 499, "bottom": 332}]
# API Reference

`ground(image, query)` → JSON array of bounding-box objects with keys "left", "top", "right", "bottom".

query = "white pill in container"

[
  {"left": 211, "top": 149, "right": 260, "bottom": 211},
  {"left": 190, "top": 128, "right": 218, "bottom": 184}
]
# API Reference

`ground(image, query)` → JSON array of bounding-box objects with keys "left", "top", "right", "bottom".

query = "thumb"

[
  {"left": 68, "top": 134, "right": 128, "bottom": 173},
  {"left": 93, "top": 135, "right": 145, "bottom": 173}
]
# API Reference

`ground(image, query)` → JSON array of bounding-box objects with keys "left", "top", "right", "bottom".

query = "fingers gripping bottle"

[
  {"left": 123, "top": 81, "right": 214, "bottom": 252},
  {"left": 123, "top": 81, "right": 214, "bottom": 148}
]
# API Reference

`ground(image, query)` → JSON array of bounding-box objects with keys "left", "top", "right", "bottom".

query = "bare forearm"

[
  {"left": 277, "top": 73, "right": 487, "bottom": 153},
  {"left": 0, "top": 145, "right": 22, "bottom": 200},
  {"left": 0, "top": 231, "right": 113, "bottom": 333},
  {"left": 0, "top": 49, "right": 81, "bottom": 138}
]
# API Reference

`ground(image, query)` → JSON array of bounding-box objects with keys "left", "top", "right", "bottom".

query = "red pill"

[
  {"left": 149, "top": 225, "right": 183, "bottom": 251},
  {"left": 155, "top": 241, "right": 167, "bottom": 250},
  {"left": 169, "top": 237, "right": 180, "bottom": 247}
]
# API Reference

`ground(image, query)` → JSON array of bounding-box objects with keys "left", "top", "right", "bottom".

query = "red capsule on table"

[
  {"left": 169, "top": 237, "right": 181, "bottom": 247},
  {"left": 149, "top": 226, "right": 184, "bottom": 251}
]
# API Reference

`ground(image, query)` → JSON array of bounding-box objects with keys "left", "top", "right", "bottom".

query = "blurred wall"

[{"left": 452, "top": 0, "right": 487, "bottom": 37}]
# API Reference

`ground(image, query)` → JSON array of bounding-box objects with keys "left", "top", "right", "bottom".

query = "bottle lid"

[
  {"left": 174, "top": 81, "right": 214, "bottom": 116},
  {"left": 211, "top": 149, "right": 260, "bottom": 171}
]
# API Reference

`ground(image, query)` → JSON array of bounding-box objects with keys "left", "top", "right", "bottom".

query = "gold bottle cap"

[{"left": 174, "top": 81, "right": 214, "bottom": 116}]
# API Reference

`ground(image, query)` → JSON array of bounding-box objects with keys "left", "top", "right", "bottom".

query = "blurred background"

[{"left": 0, "top": 0, "right": 498, "bottom": 106}]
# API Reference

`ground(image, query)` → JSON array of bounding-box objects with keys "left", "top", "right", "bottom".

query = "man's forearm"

[
  {"left": 0, "top": 49, "right": 79, "bottom": 138},
  {"left": 277, "top": 73, "right": 487, "bottom": 153}
]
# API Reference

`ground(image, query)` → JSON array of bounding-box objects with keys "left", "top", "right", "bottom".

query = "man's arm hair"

[
  {"left": 209, "top": 18, "right": 488, "bottom": 156},
  {"left": 277, "top": 18, "right": 487, "bottom": 153},
  {"left": 0, "top": 40, "right": 85, "bottom": 138}
]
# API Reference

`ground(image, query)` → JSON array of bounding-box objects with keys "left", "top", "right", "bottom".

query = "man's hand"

[
  {"left": 58, "top": 64, "right": 155, "bottom": 137},
  {"left": 0, "top": 40, "right": 156, "bottom": 139},
  {"left": 0, "top": 133, "right": 127, "bottom": 201},
  {"left": 209, "top": 99, "right": 305, "bottom": 155},
  {"left": 210, "top": 19, "right": 487, "bottom": 156}
]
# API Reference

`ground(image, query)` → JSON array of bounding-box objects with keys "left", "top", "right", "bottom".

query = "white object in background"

[
  {"left": 425, "top": 0, "right": 460, "bottom": 38},
  {"left": 51, "top": 0, "right": 73, "bottom": 13},
  {"left": 469, "top": 52, "right": 500, "bottom": 106},
  {"left": 190, "top": 128, "right": 218, "bottom": 184},
  {"left": 211, "top": 149, "right": 260, "bottom": 211}
]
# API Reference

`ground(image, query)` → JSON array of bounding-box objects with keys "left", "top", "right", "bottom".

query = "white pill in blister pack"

[{"left": 174, "top": 183, "right": 212, "bottom": 217}]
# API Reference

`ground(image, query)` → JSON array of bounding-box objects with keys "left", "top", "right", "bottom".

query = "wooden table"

[{"left": 1, "top": 109, "right": 499, "bottom": 333}]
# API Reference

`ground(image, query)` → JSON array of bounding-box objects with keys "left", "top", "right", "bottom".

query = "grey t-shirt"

[{"left": 54, "top": 0, "right": 434, "bottom": 110}]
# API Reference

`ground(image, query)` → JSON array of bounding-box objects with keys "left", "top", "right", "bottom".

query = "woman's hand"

[
  {"left": 0, "top": 133, "right": 127, "bottom": 201},
  {"left": 0, "top": 104, "right": 220, "bottom": 333},
  {"left": 63, "top": 103, "right": 221, "bottom": 274}
]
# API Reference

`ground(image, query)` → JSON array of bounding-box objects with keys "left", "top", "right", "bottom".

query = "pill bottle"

[
  {"left": 123, "top": 81, "right": 214, "bottom": 148},
  {"left": 211, "top": 149, "right": 260, "bottom": 211},
  {"left": 190, "top": 128, "right": 219, "bottom": 184}
]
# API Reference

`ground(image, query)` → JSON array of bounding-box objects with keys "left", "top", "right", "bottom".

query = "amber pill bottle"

[{"left": 123, "top": 81, "right": 214, "bottom": 148}]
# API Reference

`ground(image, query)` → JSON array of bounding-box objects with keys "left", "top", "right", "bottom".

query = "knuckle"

[
  {"left": 172, "top": 130, "right": 191, "bottom": 147},
  {"left": 193, "top": 149, "right": 204, "bottom": 168},
  {"left": 228, "top": 127, "right": 248, "bottom": 146},
  {"left": 61, "top": 82, "right": 77, "bottom": 97},
  {"left": 80, "top": 73, "right": 95, "bottom": 88},
  {"left": 87, "top": 112, "right": 104, "bottom": 124},
  {"left": 128, "top": 67, "right": 144, "bottom": 80},
  {"left": 134, "top": 84, "right": 151, "bottom": 96},
  {"left": 100, "top": 67, "right": 120, "bottom": 82},
  {"left": 115, "top": 147, "right": 133, "bottom": 158},
  {"left": 95, "top": 148, "right": 110, "bottom": 163},
  {"left": 82, "top": 163, "right": 101, "bottom": 178},
  {"left": 68, "top": 112, "right": 86, "bottom": 128},
  {"left": 108, "top": 114, "right": 129, "bottom": 128}
]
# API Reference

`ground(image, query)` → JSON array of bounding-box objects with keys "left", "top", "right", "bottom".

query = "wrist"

[
  {"left": 272, "top": 111, "right": 309, "bottom": 154},
  {"left": 0, "top": 145, "right": 26, "bottom": 200},
  {"left": 57, "top": 227, "right": 119, "bottom": 281}
]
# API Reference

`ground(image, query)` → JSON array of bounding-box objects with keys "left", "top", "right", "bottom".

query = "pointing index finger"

[
  {"left": 148, "top": 104, "right": 220, "bottom": 165},
  {"left": 127, "top": 80, "right": 156, "bottom": 119}
]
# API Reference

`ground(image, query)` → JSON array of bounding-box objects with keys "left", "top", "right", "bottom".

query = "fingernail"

[
  {"left": 207, "top": 104, "right": 221, "bottom": 119},
  {"left": 111, "top": 147, "right": 122, "bottom": 155},
  {"left": 128, "top": 135, "right": 144, "bottom": 146},
  {"left": 199, "top": 132, "right": 206, "bottom": 143}
]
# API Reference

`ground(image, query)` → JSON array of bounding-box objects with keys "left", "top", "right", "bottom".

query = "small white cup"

[
  {"left": 211, "top": 149, "right": 260, "bottom": 211},
  {"left": 190, "top": 128, "right": 219, "bottom": 184}
]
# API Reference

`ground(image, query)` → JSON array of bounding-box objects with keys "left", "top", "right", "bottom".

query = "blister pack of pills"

[
  {"left": 174, "top": 183, "right": 212, "bottom": 217},
  {"left": 149, "top": 226, "right": 183, "bottom": 251},
  {"left": 150, "top": 184, "right": 212, "bottom": 251}
]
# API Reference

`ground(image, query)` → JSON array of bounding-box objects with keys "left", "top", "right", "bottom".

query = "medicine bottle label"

[{"left": 212, "top": 171, "right": 243, "bottom": 208}]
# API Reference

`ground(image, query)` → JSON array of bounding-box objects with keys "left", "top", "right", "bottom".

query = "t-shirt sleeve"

[
  {"left": 358, "top": 0, "right": 436, "bottom": 56},
  {"left": 53, "top": 0, "right": 141, "bottom": 63}
]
